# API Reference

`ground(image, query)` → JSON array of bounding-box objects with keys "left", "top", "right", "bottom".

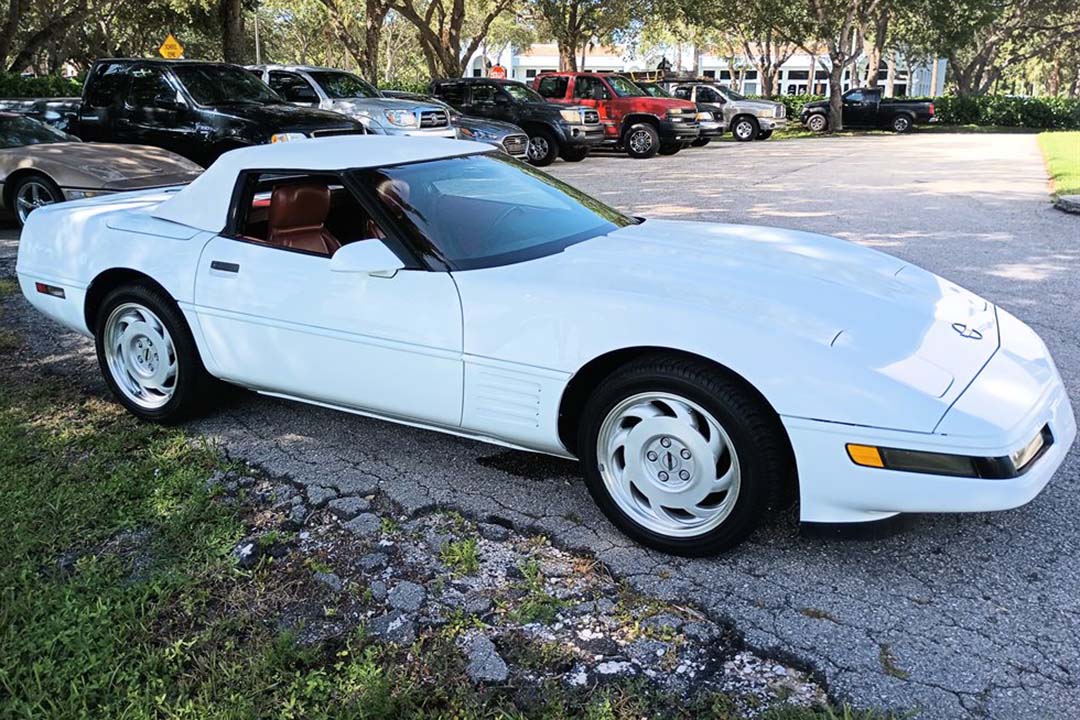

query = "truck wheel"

[
  {"left": 891, "top": 114, "right": 913, "bottom": 133},
  {"left": 560, "top": 146, "right": 590, "bottom": 162},
  {"left": 578, "top": 353, "right": 790, "bottom": 556},
  {"left": 624, "top": 123, "right": 659, "bottom": 159},
  {"left": 731, "top": 116, "right": 759, "bottom": 142},
  {"left": 11, "top": 173, "right": 62, "bottom": 227},
  {"left": 806, "top": 114, "right": 828, "bottom": 133},
  {"left": 526, "top": 128, "right": 559, "bottom": 166},
  {"left": 691, "top": 137, "right": 712, "bottom": 147},
  {"left": 94, "top": 283, "right": 217, "bottom": 423},
  {"left": 756, "top": 130, "right": 774, "bottom": 140},
  {"left": 658, "top": 143, "right": 682, "bottom": 156}
]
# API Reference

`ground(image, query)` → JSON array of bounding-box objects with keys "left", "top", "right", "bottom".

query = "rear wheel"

[
  {"left": 891, "top": 114, "right": 913, "bottom": 133},
  {"left": 94, "top": 283, "right": 216, "bottom": 423},
  {"left": 526, "top": 128, "right": 559, "bottom": 166},
  {"left": 624, "top": 123, "right": 660, "bottom": 159},
  {"left": 658, "top": 143, "right": 682, "bottom": 156},
  {"left": 12, "top": 173, "right": 62, "bottom": 227},
  {"left": 731, "top": 116, "right": 759, "bottom": 142},
  {"left": 757, "top": 129, "right": 774, "bottom": 140},
  {"left": 691, "top": 137, "right": 712, "bottom": 147},
  {"left": 560, "top": 146, "right": 590, "bottom": 162},
  {"left": 578, "top": 354, "right": 789, "bottom": 555}
]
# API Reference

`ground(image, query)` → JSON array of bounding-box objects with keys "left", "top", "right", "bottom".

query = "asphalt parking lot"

[{"left": 1, "top": 132, "right": 1077, "bottom": 718}]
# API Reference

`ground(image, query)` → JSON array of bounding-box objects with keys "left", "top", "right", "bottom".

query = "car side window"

[
  {"left": 268, "top": 71, "right": 318, "bottom": 103},
  {"left": 231, "top": 171, "right": 388, "bottom": 258},
  {"left": 697, "top": 87, "right": 720, "bottom": 103},
  {"left": 127, "top": 67, "right": 178, "bottom": 108},
  {"left": 86, "top": 62, "right": 130, "bottom": 107},
  {"left": 536, "top": 75, "right": 567, "bottom": 98},
  {"left": 470, "top": 83, "right": 498, "bottom": 104},
  {"left": 845, "top": 90, "right": 865, "bottom": 103},
  {"left": 673, "top": 86, "right": 691, "bottom": 100},
  {"left": 573, "top": 76, "right": 607, "bottom": 100},
  {"left": 434, "top": 82, "right": 465, "bottom": 106}
]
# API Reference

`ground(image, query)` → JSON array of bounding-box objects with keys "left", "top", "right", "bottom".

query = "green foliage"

[
  {"left": 933, "top": 95, "right": 1080, "bottom": 129},
  {"left": 378, "top": 79, "right": 432, "bottom": 95},
  {"left": 509, "top": 559, "right": 566, "bottom": 625},
  {"left": 0, "top": 73, "right": 82, "bottom": 98},
  {"left": 1038, "top": 131, "right": 1080, "bottom": 196},
  {"left": 439, "top": 537, "right": 481, "bottom": 576}
]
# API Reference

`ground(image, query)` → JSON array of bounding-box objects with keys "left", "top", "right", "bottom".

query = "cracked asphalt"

[{"left": 2, "top": 132, "right": 1077, "bottom": 718}]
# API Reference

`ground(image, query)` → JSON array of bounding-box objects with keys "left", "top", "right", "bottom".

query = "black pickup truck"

[
  {"left": 430, "top": 78, "right": 603, "bottom": 166},
  {"left": 69, "top": 58, "right": 365, "bottom": 166},
  {"left": 801, "top": 88, "right": 935, "bottom": 133}
]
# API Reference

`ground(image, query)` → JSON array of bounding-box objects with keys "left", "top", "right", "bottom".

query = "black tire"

[
  {"left": 731, "top": 115, "right": 760, "bottom": 142},
  {"left": 624, "top": 123, "right": 660, "bottom": 159},
  {"left": 806, "top": 114, "right": 828, "bottom": 133},
  {"left": 691, "top": 137, "right": 712, "bottom": 147},
  {"left": 560, "top": 146, "right": 590, "bottom": 162},
  {"left": 11, "top": 172, "right": 63, "bottom": 228},
  {"left": 577, "top": 354, "right": 791, "bottom": 556},
  {"left": 756, "top": 129, "right": 774, "bottom": 140},
  {"left": 526, "top": 127, "right": 559, "bottom": 166},
  {"left": 658, "top": 143, "right": 682, "bottom": 156},
  {"left": 94, "top": 283, "right": 216, "bottom": 423},
  {"left": 891, "top": 114, "right": 914, "bottom": 133}
]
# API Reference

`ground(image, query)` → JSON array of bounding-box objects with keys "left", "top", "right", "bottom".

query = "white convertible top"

[{"left": 152, "top": 135, "right": 490, "bottom": 232}]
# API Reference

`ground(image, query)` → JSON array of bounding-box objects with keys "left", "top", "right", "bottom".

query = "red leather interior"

[{"left": 266, "top": 184, "right": 342, "bottom": 256}]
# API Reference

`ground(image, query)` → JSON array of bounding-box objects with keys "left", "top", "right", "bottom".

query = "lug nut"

[
  {"left": 680, "top": 449, "right": 691, "bottom": 460},
  {"left": 647, "top": 451, "right": 658, "bottom": 461},
  {"left": 660, "top": 437, "right": 672, "bottom": 448},
  {"left": 658, "top": 471, "right": 669, "bottom": 482},
  {"left": 679, "top": 470, "right": 690, "bottom": 481}
]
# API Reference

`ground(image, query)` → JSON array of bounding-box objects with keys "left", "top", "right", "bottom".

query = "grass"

[
  {"left": 0, "top": 292, "right": 904, "bottom": 719},
  {"left": 508, "top": 559, "right": 566, "bottom": 625},
  {"left": 720, "top": 123, "right": 1041, "bottom": 143},
  {"left": 439, "top": 537, "right": 480, "bottom": 575},
  {"left": 1038, "top": 131, "right": 1080, "bottom": 196}
]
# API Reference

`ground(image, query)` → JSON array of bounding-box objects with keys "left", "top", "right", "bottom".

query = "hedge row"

[{"left": 0, "top": 73, "right": 82, "bottom": 98}]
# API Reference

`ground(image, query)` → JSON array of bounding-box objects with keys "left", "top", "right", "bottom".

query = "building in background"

[{"left": 467, "top": 43, "right": 947, "bottom": 97}]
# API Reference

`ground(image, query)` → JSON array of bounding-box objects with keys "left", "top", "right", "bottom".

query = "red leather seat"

[{"left": 266, "top": 184, "right": 342, "bottom": 256}]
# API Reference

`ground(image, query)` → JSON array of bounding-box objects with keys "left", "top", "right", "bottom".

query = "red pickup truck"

[{"left": 533, "top": 72, "right": 701, "bottom": 159}]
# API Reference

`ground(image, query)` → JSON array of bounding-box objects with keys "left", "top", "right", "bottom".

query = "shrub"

[
  {"left": 0, "top": 73, "right": 82, "bottom": 98},
  {"left": 378, "top": 79, "right": 431, "bottom": 96}
]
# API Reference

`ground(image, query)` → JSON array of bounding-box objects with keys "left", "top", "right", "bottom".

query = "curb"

[{"left": 1054, "top": 195, "right": 1080, "bottom": 214}]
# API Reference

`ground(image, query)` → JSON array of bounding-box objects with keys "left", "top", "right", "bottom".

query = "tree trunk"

[
  {"left": 863, "top": 9, "right": 889, "bottom": 88},
  {"left": 558, "top": 41, "right": 577, "bottom": 71},
  {"left": 0, "top": 0, "right": 27, "bottom": 67},
  {"left": 929, "top": 58, "right": 940, "bottom": 97},
  {"left": 6, "top": 1, "right": 88, "bottom": 73},
  {"left": 220, "top": 0, "right": 245, "bottom": 64},
  {"left": 884, "top": 53, "right": 895, "bottom": 96},
  {"left": 828, "top": 62, "right": 845, "bottom": 130},
  {"left": 362, "top": 0, "right": 390, "bottom": 79}
]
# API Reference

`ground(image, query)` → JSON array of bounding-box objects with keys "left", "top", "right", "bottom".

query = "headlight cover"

[
  {"left": 559, "top": 108, "right": 583, "bottom": 124},
  {"left": 459, "top": 127, "right": 493, "bottom": 141},
  {"left": 384, "top": 110, "right": 419, "bottom": 128},
  {"left": 695, "top": 111, "right": 713, "bottom": 121},
  {"left": 270, "top": 132, "right": 307, "bottom": 143}
]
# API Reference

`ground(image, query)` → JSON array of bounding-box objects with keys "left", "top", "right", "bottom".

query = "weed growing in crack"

[
  {"left": 440, "top": 537, "right": 480, "bottom": 576},
  {"left": 509, "top": 559, "right": 566, "bottom": 625}
]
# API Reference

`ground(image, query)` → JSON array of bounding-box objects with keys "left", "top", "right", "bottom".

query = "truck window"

[
  {"left": 673, "top": 87, "right": 691, "bottom": 100},
  {"left": 573, "top": 76, "right": 608, "bottom": 100},
  {"left": 85, "top": 63, "right": 130, "bottom": 108},
  {"left": 127, "top": 67, "right": 177, "bottom": 108},
  {"left": 268, "top": 71, "right": 318, "bottom": 103},
  {"left": 845, "top": 90, "right": 866, "bottom": 103},
  {"left": 471, "top": 83, "right": 499, "bottom": 104},
  {"left": 433, "top": 82, "right": 465, "bottom": 105},
  {"left": 697, "top": 87, "right": 721, "bottom": 103},
  {"left": 536, "top": 75, "right": 567, "bottom": 98}
]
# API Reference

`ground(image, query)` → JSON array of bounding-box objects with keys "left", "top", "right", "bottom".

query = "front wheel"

[
  {"left": 526, "top": 128, "right": 559, "bottom": 166},
  {"left": 731, "top": 116, "right": 760, "bottom": 142},
  {"left": 12, "top": 173, "right": 62, "bottom": 227},
  {"left": 891, "top": 114, "right": 913, "bottom": 133},
  {"left": 624, "top": 123, "right": 660, "bottom": 159},
  {"left": 578, "top": 355, "right": 790, "bottom": 555},
  {"left": 560, "top": 146, "right": 590, "bottom": 162},
  {"left": 94, "top": 283, "right": 216, "bottom": 423},
  {"left": 806, "top": 114, "right": 828, "bottom": 133},
  {"left": 757, "top": 129, "right": 774, "bottom": 140}
]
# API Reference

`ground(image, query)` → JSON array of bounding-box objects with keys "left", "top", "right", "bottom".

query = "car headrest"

[{"left": 268, "top": 183, "right": 330, "bottom": 231}]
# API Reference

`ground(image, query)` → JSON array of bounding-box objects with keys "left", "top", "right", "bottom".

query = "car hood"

[
  {"left": 455, "top": 219, "right": 998, "bottom": 432},
  {"left": 730, "top": 98, "right": 782, "bottom": 111},
  {"left": 327, "top": 97, "right": 443, "bottom": 114},
  {"left": 4, "top": 142, "right": 202, "bottom": 186},
  {"left": 212, "top": 101, "right": 359, "bottom": 129}
]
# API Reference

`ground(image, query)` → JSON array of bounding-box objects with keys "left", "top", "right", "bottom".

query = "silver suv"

[
  {"left": 673, "top": 84, "right": 787, "bottom": 141},
  {"left": 248, "top": 65, "right": 457, "bottom": 138}
]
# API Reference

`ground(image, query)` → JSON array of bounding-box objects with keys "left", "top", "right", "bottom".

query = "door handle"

[{"left": 210, "top": 260, "right": 239, "bottom": 273}]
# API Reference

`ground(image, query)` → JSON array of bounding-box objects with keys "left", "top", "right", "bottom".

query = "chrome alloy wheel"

[
  {"left": 628, "top": 129, "right": 654, "bottom": 154},
  {"left": 733, "top": 119, "right": 756, "bottom": 140},
  {"left": 893, "top": 115, "right": 911, "bottom": 132},
  {"left": 597, "top": 392, "right": 741, "bottom": 537},
  {"left": 15, "top": 179, "right": 58, "bottom": 224},
  {"left": 807, "top": 114, "right": 827, "bottom": 132},
  {"left": 103, "top": 302, "right": 178, "bottom": 409},
  {"left": 528, "top": 135, "right": 550, "bottom": 161}
]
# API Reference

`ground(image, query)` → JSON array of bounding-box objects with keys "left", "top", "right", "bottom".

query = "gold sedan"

[{"left": 0, "top": 112, "right": 202, "bottom": 227}]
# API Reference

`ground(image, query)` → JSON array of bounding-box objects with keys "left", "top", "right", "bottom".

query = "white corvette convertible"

[{"left": 16, "top": 136, "right": 1076, "bottom": 555}]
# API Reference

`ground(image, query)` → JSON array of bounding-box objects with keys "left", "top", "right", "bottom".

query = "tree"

[
  {"left": 527, "top": 0, "right": 639, "bottom": 70},
  {"left": 797, "top": 0, "right": 879, "bottom": 130},
  {"left": 220, "top": 0, "right": 245, "bottom": 62},
  {"left": 317, "top": 0, "right": 392, "bottom": 79},
  {"left": 390, "top": 0, "right": 515, "bottom": 78}
]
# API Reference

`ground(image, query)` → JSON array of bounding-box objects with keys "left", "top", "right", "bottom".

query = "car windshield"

[
  {"left": 640, "top": 84, "right": 671, "bottom": 98},
  {"left": 173, "top": 64, "right": 282, "bottom": 105},
  {"left": 0, "top": 115, "right": 73, "bottom": 147},
  {"left": 502, "top": 83, "right": 544, "bottom": 104},
  {"left": 606, "top": 75, "right": 647, "bottom": 97},
  {"left": 309, "top": 71, "right": 380, "bottom": 99},
  {"left": 355, "top": 153, "right": 633, "bottom": 270},
  {"left": 716, "top": 86, "right": 747, "bottom": 101}
]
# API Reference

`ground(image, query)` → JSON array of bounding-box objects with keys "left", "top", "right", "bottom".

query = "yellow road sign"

[{"left": 158, "top": 33, "right": 184, "bottom": 59}]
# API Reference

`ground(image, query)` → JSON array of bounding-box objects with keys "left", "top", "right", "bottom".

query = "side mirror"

[{"left": 330, "top": 240, "right": 406, "bottom": 277}]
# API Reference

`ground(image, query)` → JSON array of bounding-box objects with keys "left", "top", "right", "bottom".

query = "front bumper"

[
  {"left": 787, "top": 310, "right": 1076, "bottom": 523},
  {"left": 379, "top": 126, "right": 457, "bottom": 139},
  {"left": 658, "top": 118, "right": 701, "bottom": 144},
  {"left": 757, "top": 117, "right": 788, "bottom": 132},
  {"left": 558, "top": 123, "right": 605, "bottom": 148},
  {"left": 698, "top": 120, "right": 724, "bottom": 138}
]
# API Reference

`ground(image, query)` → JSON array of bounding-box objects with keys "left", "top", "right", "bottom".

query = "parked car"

[
  {"left": 430, "top": 78, "right": 603, "bottom": 166},
  {"left": 636, "top": 81, "right": 723, "bottom": 146},
  {"left": 534, "top": 72, "right": 700, "bottom": 158},
  {"left": 247, "top": 65, "right": 456, "bottom": 139},
  {"left": 672, "top": 84, "right": 787, "bottom": 141},
  {"left": 0, "top": 112, "right": 201, "bottom": 226},
  {"left": 381, "top": 91, "right": 530, "bottom": 159},
  {"left": 801, "top": 89, "right": 936, "bottom": 133},
  {"left": 70, "top": 58, "right": 365, "bottom": 166},
  {"left": 19, "top": 136, "right": 1074, "bottom": 555},
  {"left": 0, "top": 97, "right": 81, "bottom": 133}
]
